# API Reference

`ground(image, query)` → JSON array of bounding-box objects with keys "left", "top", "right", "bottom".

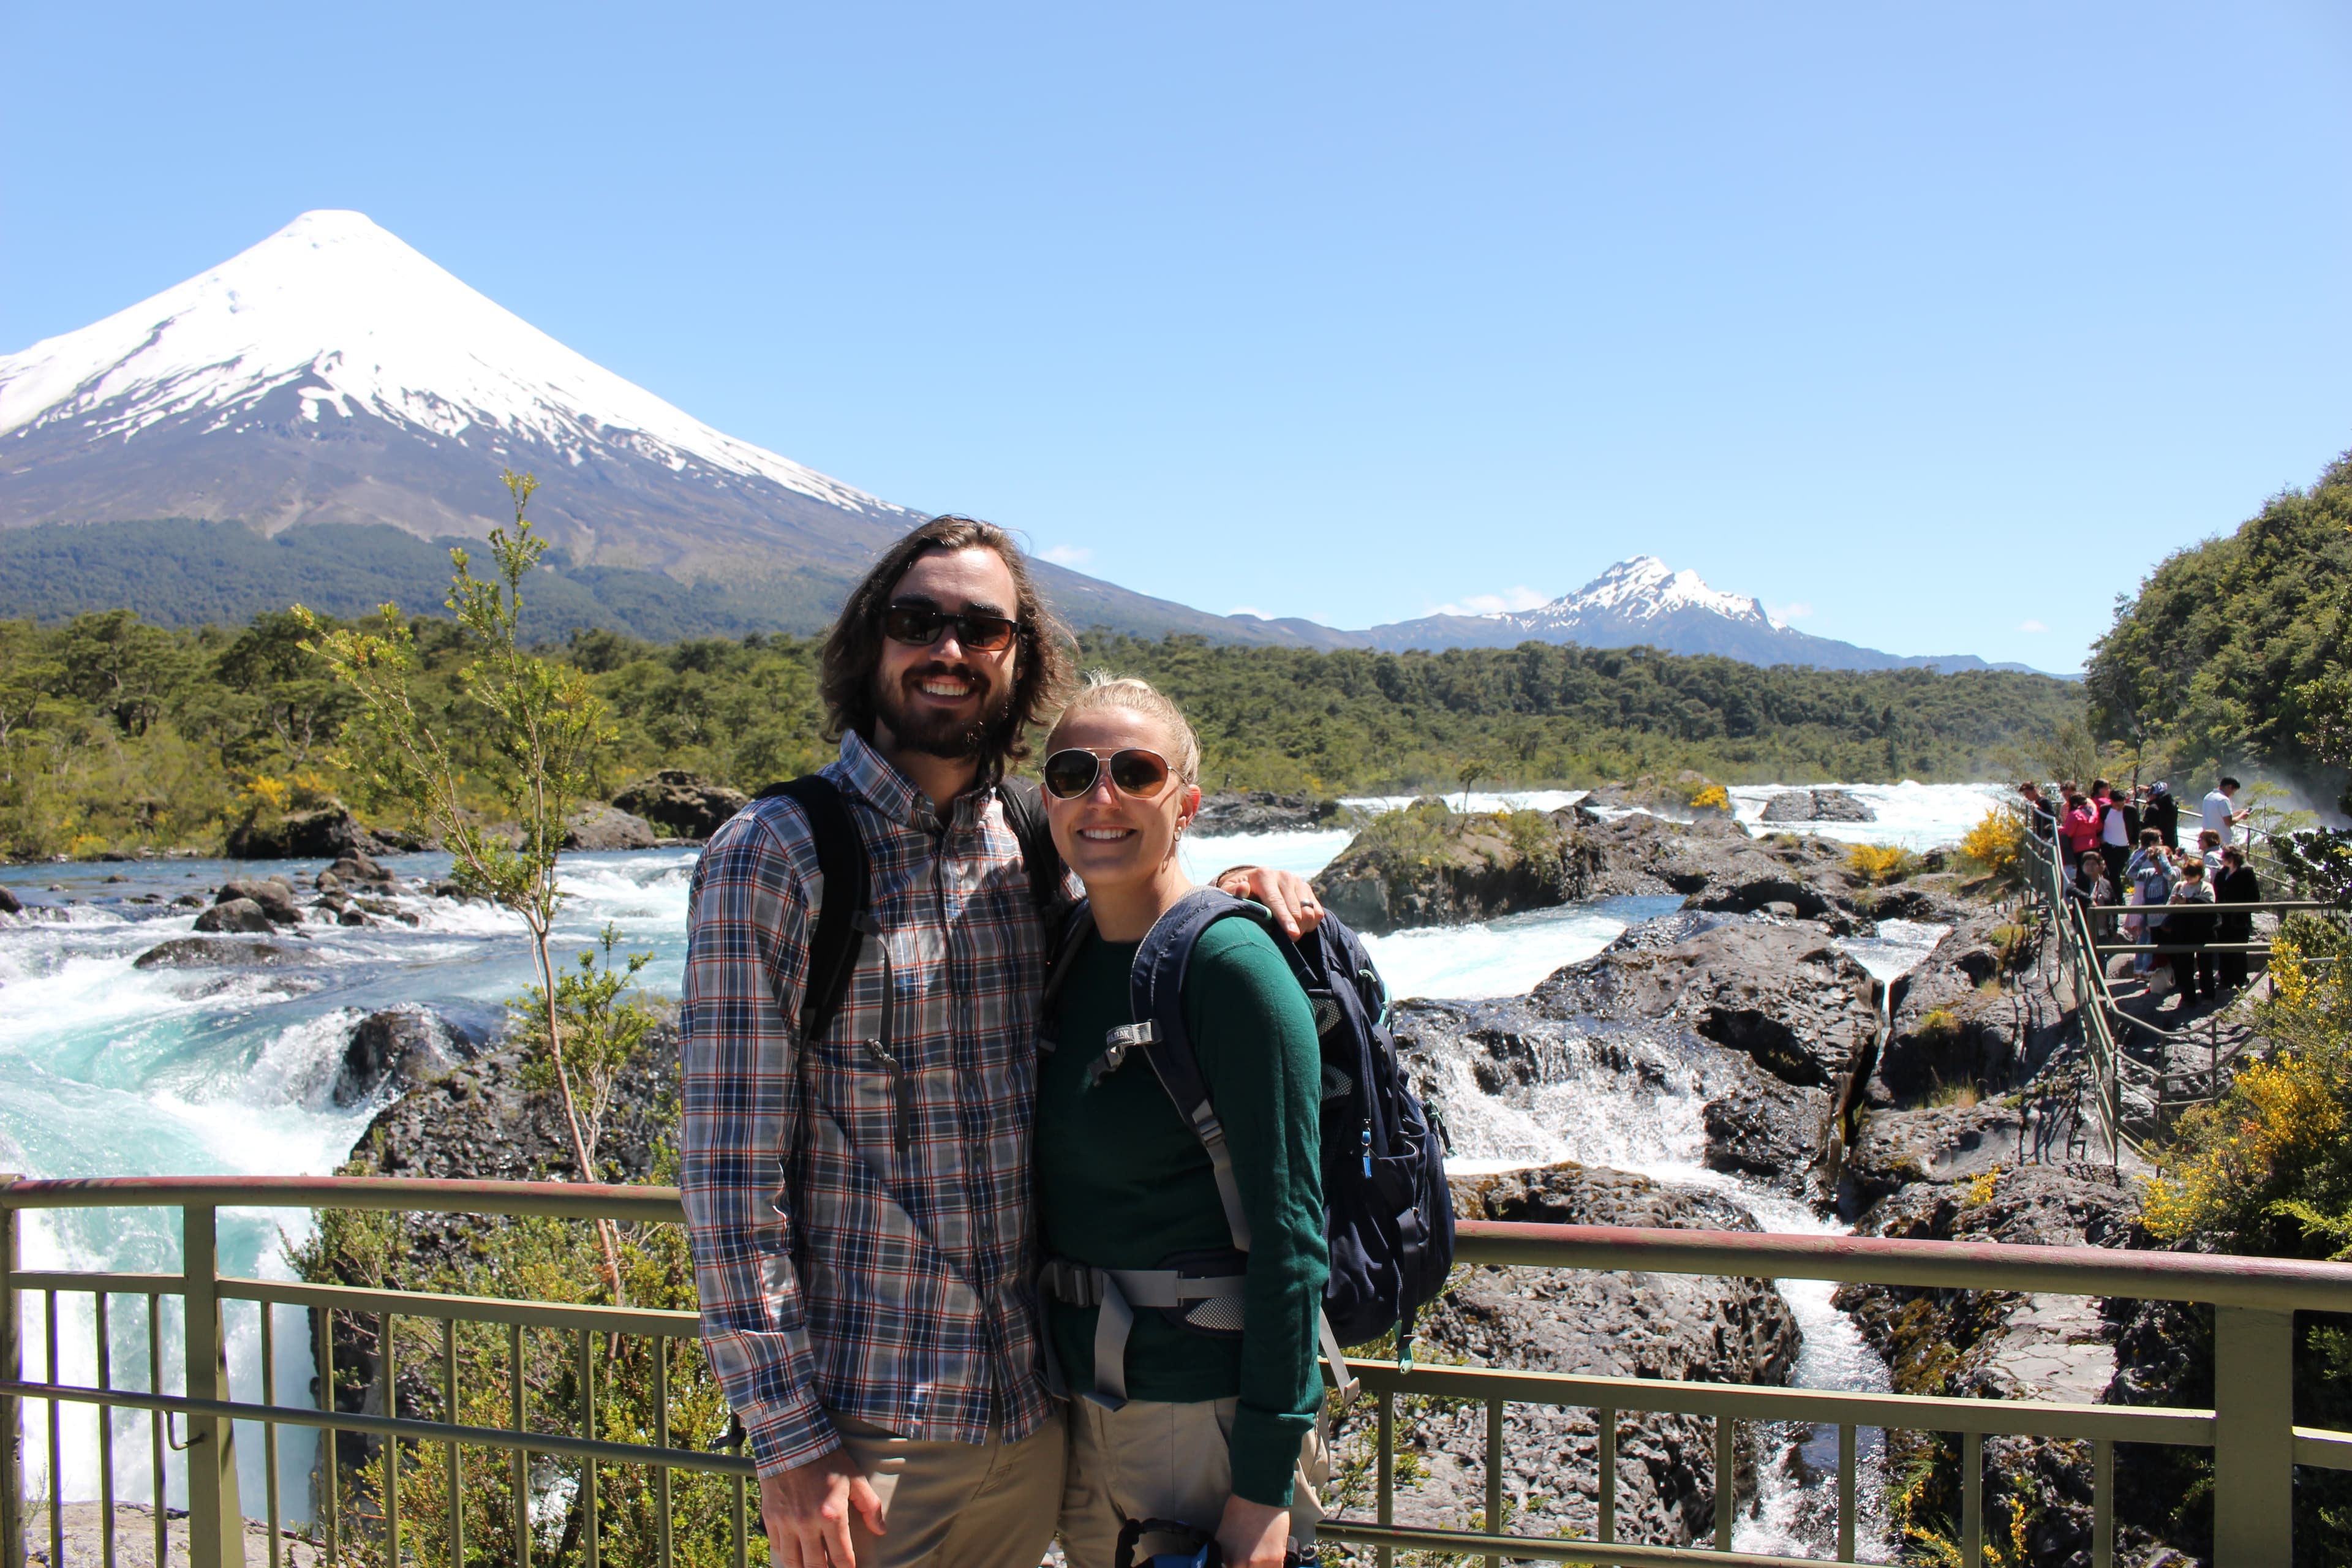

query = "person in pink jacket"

[{"left": 2060, "top": 794, "right": 2103, "bottom": 861}]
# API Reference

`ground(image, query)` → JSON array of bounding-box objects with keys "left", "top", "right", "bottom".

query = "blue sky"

[{"left": 6, "top": 3, "right": 2349, "bottom": 669}]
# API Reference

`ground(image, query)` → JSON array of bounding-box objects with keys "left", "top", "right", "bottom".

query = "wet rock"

[
  {"left": 134, "top": 936, "right": 313, "bottom": 969},
  {"left": 314, "top": 870, "right": 345, "bottom": 897},
  {"left": 226, "top": 805, "right": 385, "bottom": 860},
  {"left": 219, "top": 878, "right": 302, "bottom": 925},
  {"left": 332, "top": 1007, "right": 476, "bottom": 1107},
  {"left": 0, "top": 885, "right": 19, "bottom": 916},
  {"left": 1836, "top": 1099, "right": 2027, "bottom": 1218},
  {"left": 1190, "top": 790, "right": 1343, "bottom": 836},
  {"left": 193, "top": 898, "right": 274, "bottom": 934},
  {"left": 170, "top": 893, "right": 205, "bottom": 908},
  {"left": 1531, "top": 919, "right": 1880, "bottom": 1088},
  {"left": 1702, "top": 1068, "right": 1833, "bottom": 1193},
  {"left": 610, "top": 770, "right": 750, "bottom": 840},
  {"left": 1582, "top": 771, "right": 1732, "bottom": 821},
  {"left": 1327, "top": 1161, "right": 1800, "bottom": 1550},
  {"left": 1758, "top": 789, "right": 1877, "bottom": 824},
  {"left": 327, "top": 853, "right": 394, "bottom": 886},
  {"left": 338, "top": 907, "right": 372, "bottom": 926},
  {"left": 561, "top": 804, "right": 658, "bottom": 852}
]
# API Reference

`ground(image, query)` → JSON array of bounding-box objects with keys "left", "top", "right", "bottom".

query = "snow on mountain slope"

[
  {"left": 0, "top": 210, "right": 884, "bottom": 516},
  {"left": 1516, "top": 554, "right": 1779, "bottom": 631}
]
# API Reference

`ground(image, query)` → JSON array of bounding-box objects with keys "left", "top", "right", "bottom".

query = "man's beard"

[{"left": 873, "top": 662, "right": 1017, "bottom": 762}]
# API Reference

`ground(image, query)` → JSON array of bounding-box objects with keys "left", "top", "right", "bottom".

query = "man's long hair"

[{"left": 818, "top": 514, "right": 1074, "bottom": 769}]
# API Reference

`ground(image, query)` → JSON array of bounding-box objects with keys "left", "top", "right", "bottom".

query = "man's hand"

[
  {"left": 1215, "top": 865, "right": 1326, "bottom": 938},
  {"left": 1216, "top": 1494, "right": 1292, "bottom": 1568},
  {"left": 759, "top": 1449, "right": 884, "bottom": 1568}
]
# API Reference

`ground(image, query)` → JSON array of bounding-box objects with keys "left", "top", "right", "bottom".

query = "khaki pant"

[
  {"left": 827, "top": 1408, "right": 1067, "bottom": 1568},
  {"left": 1057, "top": 1398, "right": 1328, "bottom": 1568}
]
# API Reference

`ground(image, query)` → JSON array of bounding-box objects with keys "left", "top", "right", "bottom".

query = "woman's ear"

[{"left": 1180, "top": 782, "right": 1202, "bottom": 830}]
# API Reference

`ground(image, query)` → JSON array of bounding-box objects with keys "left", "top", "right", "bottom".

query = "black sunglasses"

[
  {"left": 1042, "top": 747, "right": 1175, "bottom": 801},
  {"left": 881, "top": 602, "right": 1022, "bottom": 653}
]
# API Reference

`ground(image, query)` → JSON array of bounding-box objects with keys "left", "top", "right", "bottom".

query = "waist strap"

[{"left": 1039, "top": 1259, "right": 1244, "bottom": 1408}]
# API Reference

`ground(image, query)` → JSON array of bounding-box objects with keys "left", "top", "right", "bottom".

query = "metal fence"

[{"left": 5, "top": 1176, "right": 2350, "bottom": 1567}]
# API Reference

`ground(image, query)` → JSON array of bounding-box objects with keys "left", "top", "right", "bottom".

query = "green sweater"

[{"left": 1036, "top": 916, "right": 1329, "bottom": 1507}]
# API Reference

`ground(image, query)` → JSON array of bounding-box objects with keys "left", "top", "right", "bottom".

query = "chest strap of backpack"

[{"left": 1041, "top": 891, "right": 1360, "bottom": 1408}]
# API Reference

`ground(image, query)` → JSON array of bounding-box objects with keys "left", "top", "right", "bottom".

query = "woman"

[
  {"left": 2060, "top": 794, "right": 2103, "bottom": 865},
  {"left": 2067, "top": 851, "right": 2113, "bottom": 939},
  {"left": 1034, "top": 674, "right": 1329, "bottom": 1568},
  {"left": 2166, "top": 855, "right": 2217, "bottom": 1003},
  {"left": 2212, "top": 845, "right": 2261, "bottom": 992}
]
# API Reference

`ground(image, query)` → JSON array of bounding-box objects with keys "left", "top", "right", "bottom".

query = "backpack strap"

[
  {"left": 1129, "top": 887, "right": 1276, "bottom": 1253},
  {"left": 998, "top": 775, "right": 1065, "bottom": 910},
  {"left": 751, "top": 776, "right": 869, "bottom": 1044}
]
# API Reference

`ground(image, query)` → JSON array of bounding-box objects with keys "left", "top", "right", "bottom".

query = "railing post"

[
  {"left": 2212, "top": 1305, "right": 2294, "bottom": 1566},
  {"left": 1, "top": 1175, "right": 24, "bottom": 1568},
  {"left": 183, "top": 1204, "right": 247, "bottom": 1568}
]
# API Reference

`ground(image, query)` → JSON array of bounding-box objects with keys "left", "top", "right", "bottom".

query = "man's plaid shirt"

[{"left": 680, "top": 731, "right": 1070, "bottom": 1474}]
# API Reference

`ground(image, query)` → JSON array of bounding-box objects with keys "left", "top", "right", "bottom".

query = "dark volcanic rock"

[
  {"left": 219, "top": 877, "right": 302, "bottom": 924},
  {"left": 1836, "top": 1099, "right": 2023, "bottom": 1216},
  {"left": 1758, "top": 789, "right": 1877, "bottom": 824},
  {"left": 193, "top": 898, "right": 274, "bottom": 933},
  {"left": 1189, "top": 790, "right": 1341, "bottom": 836},
  {"left": 0, "top": 885, "right": 18, "bottom": 915},
  {"left": 1531, "top": 919, "right": 1880, "bottom": 1088},
  {"left": 227, "top": 805, "right": 383, "bottom": 859},
  {"left": 1327, "top": 1161, "right": 1801, "bottom": 1551},
  {"left": 326, "top": 853, "right": 394, "bottom": 886},
  {"left": 133, "top": 936, "right": 313, "bottom": 969},
  {"left": 1874, "top": 911, "right": 2062, "bottom": 1107},
  {"left": 611, "top": 770, "right": 748, "bottom": 840},
  {"left": 1581, "top": 771, "right": 1732, "bottom": 821},
  {"left": 332, "top": 1006, "right": 478, "bottom": 1107},
  {"left": 1702, "top": 1069, "right": 1832, "bottom": 1193},
  {"left": 1312, "top": 800, "right": 1589, "bottom": 934},
  {"left": 562, "top": 804, "right": 658, "bottom": 851}
]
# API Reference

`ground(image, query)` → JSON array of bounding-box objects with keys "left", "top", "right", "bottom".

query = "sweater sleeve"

[{"left": 1185, "top": 919, "right": 1330, "bottom": 1509}]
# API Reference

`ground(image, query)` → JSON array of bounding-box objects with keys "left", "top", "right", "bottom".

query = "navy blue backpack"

[{"left": 1038, "top": 888, "right": 1456, "bottom": 1406}]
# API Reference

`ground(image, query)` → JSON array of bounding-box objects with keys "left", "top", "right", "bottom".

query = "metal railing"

[{"left": 6, "top": 1177, "right": 2350, "bottom": 1567}]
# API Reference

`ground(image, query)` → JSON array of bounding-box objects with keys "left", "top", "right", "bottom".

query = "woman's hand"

[
  {"left": 1213, "top": 865, "right": 1325, "bottom": 938},
  {"left": 1215, "top": 1494, "right": 1292, "bottom": 1568}
]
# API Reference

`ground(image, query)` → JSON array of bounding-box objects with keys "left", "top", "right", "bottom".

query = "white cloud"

[
  {"left": 1767, "top": 601, "right": 1814, "bottom": 622},
  {"left": 2018, "top": 619, "right": 2048, "bottom": 633},
  {"left": 1430, "top": 586, "right": 1550, "bottom": 617},
  {"left": 1039, "top": 544, "right": 1091, "bottom": 566}
]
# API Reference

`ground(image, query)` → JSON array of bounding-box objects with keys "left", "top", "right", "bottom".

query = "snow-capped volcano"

[
  {"left": 0, "top": 209, "right": 927, "bottom": 578},
  {"left": 1346, "top": 556, "right": 2037, "bottom": 671},
  {"left": 1513, "top": 555, "right": 1782, "bottom": 633}
]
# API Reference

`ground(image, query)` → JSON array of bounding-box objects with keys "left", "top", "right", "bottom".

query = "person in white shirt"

[{"left": 2200, "top": 777, "right": 2248, "bottom": 846}]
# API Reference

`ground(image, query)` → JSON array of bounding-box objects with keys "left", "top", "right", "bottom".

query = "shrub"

[
  {"left": 1848, "top": 842, "right": 1917, "bottom": 886},
  {"left": 1687, "top": 782, "right": 1731, "bottom": 812},
  {"left": 1956, "top": 805, "right": 2026, "bottom": 886}
]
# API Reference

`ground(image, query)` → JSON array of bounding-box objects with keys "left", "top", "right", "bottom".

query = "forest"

[
  {"left": 2087, "top": 450, "right": 2352, "bottom": 813},
  {"left": 0, "top": 604, "right": 2082, "bottom": 859}
]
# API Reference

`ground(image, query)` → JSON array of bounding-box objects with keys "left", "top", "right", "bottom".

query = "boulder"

[
  {"left": 1871, "top": 911, "right": 2064, "bottom": 1107},
  {"left": 1581, "top": 770, "right": 1732, "bottom": 821},
  {"left": 1311, "top": 800, "right": 1593, "bottom": 934},
  {"left": 332, "top": 1007, "right": 473, "bottom": 1107},
  {"left": 327, "top": 853, "right": 393, "bottom": 886},
  {"left": 226, "top": 805, "right": 382, "bottom": 860},
  {"left": 1328, "top": 1161, "right": 1800, "bottom": 1547},
  {"left": 610, "top": 771, "right": 749, "bottom": 840},
  {"left": 133, "top": 936, "right": 312, "bottom": 969},
  {"left": 218, "top": 878, "right": 303, "bottom": 925},
  {"left": 561, "top": 805, "right": 658, "bottom": 852},
  {"left": 0, "top": 885, "right": 19, "bottom": 916},
  {"left": 1836, "top": 1098, "right": 2025, "bottom": 1216},
  {"left": 1758, "top": 789, "right": 1878, "bottom": 824},
  {"left": 170, "top": 893, "right": 205, "bottom": 908},
  {"left": 193, "top": 899, "right": 274, "bottom": 934},
  {"left": 1189, "top": 791, "right": 1343, "bottom": 837}
]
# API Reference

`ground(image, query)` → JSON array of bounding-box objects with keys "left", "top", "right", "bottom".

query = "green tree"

[{"left": 300, "top": 472, "right": 630, "bottom": 1298}]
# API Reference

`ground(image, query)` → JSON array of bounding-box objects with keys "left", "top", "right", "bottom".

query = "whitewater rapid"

[{"left": 0, "top": 781, "right": 1998, "bottom": 1541}]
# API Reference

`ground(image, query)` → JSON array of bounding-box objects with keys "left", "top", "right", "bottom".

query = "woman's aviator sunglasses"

[
  {"left": 881, "top": 601, "right": 1022, "bottom": 653},
  {"left": 1042, "top": 747, "right": 1175, "bottom": 801}
]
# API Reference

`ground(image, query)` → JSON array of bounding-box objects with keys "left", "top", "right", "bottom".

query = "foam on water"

[{"left": 1730, "top": 780, "right": 2009, "bottom": 853}]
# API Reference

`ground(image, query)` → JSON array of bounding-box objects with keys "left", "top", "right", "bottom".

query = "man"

[
  {"left": 2019, "top": 781, "right": 2057, "bottom": 846},
  {"left": 679, "top": 515, "right": 1321, "bottom": 1568},
  {"left": 2095, "top": 783, "right": 2135, "bottom": 892},
  {"left": 2201, "top": 776, "right": 2250, "bottom": 848}
]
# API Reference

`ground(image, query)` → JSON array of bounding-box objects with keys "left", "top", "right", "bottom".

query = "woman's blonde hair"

[{"left": 1047, "top": 673, "right": 1202, "bottom": 785}]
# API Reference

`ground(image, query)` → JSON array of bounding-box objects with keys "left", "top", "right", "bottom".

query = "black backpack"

[
  {"left": 751, "top": 773, "right": 1063, "bottom": 1041},
  {"left": 1037, "top": 886, "right": 1456, "bottom": 1408}
]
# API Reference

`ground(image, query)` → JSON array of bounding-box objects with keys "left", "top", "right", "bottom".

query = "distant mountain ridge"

[{"left": 1, "top": 211, "right": 2048, "bottom": 673}]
